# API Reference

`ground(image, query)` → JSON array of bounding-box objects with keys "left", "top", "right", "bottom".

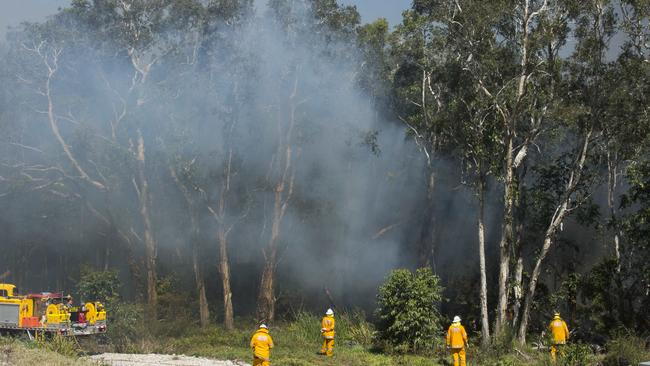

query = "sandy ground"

[{"left": 86, "top": 353, "right": 251, "bottom": 366}]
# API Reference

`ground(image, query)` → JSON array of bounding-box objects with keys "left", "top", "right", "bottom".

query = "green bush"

[
  {"left": 559, "top": 342, "right": 594, "bottom": 366},
  {"left": 104, "top": 302, "right": 146, "bottom": 352},
  {"left": 602, "top": 333, "right": 650, "bottom": 366},
  {"left": 285, "top": 311, "right": 322, "bottom": 344},
  {"left": 36, "top": 334, "right": 80, "bottom": 358},
  {"left": 341, "top": 311, "right": 374, "bottom": 347},
  {"left": 374, "top": 268, "right": 444, "bottom": 353},
  {"left": 77, "top": 265, "right": 120, "bottom": 304},
  {"left": 153, "top": 275, "right": 196, "bottom": 337}
]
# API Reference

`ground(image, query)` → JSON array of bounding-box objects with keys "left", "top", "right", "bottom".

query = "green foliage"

[
  {"left": 374, "top": 268, "right": 444, "bottom": 353},
  {"left": 548, "top": 273, "right": 580, "bottom": 320},
  {"left": 285, "top": 311, "right": 322, "bottom": 344},
  {"left": 602, "top": 332, "right": 650, "bottom": 366},
  {"left": 341, "top": 311, "right": 374, "bottom": 347},
  {"left": 36, "top": 335, "right": 80, "bottom": 358},
  {"left": 104, "top": 302, "right": 146, "bottom": 353},
  {"left": 130, "top": 314, "right": 436, "bottom": 366},
  {"left": 0, "top": 337, "right": 93, "bottom": 366},
  {"left": 154, "top": 275, "right": 195, "bottom": 336},
  {"left": 77, "top": 265, "right": 120, "bottom": 304},
  {"left": 579, "top": 161, "right": 650, "bottom": 336},
  {"left": 284, "top": 310, "right": 374, "bottom": 347},
  {"left": 559, "top": 343, "right": 594, "bottom": 366}
]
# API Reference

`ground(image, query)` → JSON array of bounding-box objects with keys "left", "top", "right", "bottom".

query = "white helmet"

[
  {"left": 259, "top": 324, "right": 268, "bottom": 329},
  {"left": 453, "top": 316, "right": 461, "bottom": 323},
  {"left": 326, "top": 308, "right": 334, "bottom": 316}
]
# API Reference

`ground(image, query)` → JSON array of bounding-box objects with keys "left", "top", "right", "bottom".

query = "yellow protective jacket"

[
  {"left": 250, "top": 328, "right": 274, "bottom": 360},
  {"left": 321, "top": 315, "right": 335, "bottom": 339},
  {"left": 549, "top": 318, "right": 569, "bottom": 345},
  {"left": 446, "top": 323, "right": 468, "bottom": 349}
]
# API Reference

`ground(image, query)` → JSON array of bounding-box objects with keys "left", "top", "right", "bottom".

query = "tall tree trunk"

[
  {"left": 606, "top": 152, "right": 621, "bottom": 270},
  {"left": 511, "top": 255, "right": 524, "bottom": 328},
  {"left": 256, "top": 165, "right": 292, "bottom": 322},
  {"left": 517, "top": 129, "right": 591, "bottom": 344},
  {"left": 218, "top": 224, "right": 234, "bottom": 330},
  {"left": 255, "top": 82, "right": 297, "bottom": 323},
  {"left": 257, "top": 245, "right": 277, "bottom": 323},
  {"left": 495, "top": 134, "right": 514, "bottom": 336},
  {"left": 193, "top": 244, "right": 210, "bottom": 328},
  {"left": 190, "top": 215, "right": 209, "bottom": 328},
  {"left": 511, "top": 166, "right": 528, "bottom": 328},
  {"left": 135, "top": 130, "right": 157, "bottom": 318},
  {"left": 170, "top": 167, "right": 210, "bottom": 328},
  {"left": 203, "top": 148, "right": 237, "bottom": 330},
  {"left": 418, "top": 168, "right": 437, "bottom": 269},
  {"left": 494, "top": 0, "right": 545, "bottom": 336},
  {"left": 217, "top": 149, "right": 236, "bottom": 330},
  {"left": 477, "top": 174, "right": 490, "bottom": 346}
]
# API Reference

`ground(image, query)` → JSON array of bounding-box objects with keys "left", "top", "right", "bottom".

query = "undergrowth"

[{"left": 2, "top": 311, "right": 648, "bottom": 366}]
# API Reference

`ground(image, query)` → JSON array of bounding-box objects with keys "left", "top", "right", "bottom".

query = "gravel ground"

[{"left": 86, "top": 353, "right": 251, "bottom": 366}]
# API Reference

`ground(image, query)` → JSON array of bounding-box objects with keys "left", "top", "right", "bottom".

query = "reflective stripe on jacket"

[
  {"left": 321, "top": 315, "right": 335, "bottom": 339},
  {"left": 549, "top": 319, "right": 569, "bottom": 344},
  {"left": 250, "top": 328, "right": 274, "bottom": 360},
  {"left": 446, "top": 323, "right": 467, "bottom": 349}
]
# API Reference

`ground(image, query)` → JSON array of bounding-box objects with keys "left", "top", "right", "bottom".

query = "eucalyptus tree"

[
  {"left": 165, "top": 0, "right": 254, "bottom": 330},
  {"left": 516, "top": 0, "right": 621, "bottom": 342},
  {"left": 254, "top": 0, "right": 361, "bottom": 323},
  {"left": 600, "top": 0, "right": 650, "bottom": 270},
  {"left": 5, "top": 0, "right": 210, "bottom": 317},
  {"left": 396, "top": 0, "right": 572, "bottom": 338},
  {"left": 389, "top": 6, "right": 449, "bottom": 269},
  {"left": 567, "top": 0, "right": 650, "bottom": 338},
  {"left": 445, "top": 70, "right": 503, "bottom": 346}
]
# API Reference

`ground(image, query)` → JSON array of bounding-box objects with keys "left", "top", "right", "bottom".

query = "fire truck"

[{"left": 0, "top": 283, "right": 107, "bottom": 337}]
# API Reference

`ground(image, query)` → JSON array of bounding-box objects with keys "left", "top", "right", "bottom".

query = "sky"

[
  {"left": 0, "top": 0, "right": 412, "bottom": 41},
  {"left": 338, "top": 0, "right": 411, "bottom": 25},
  {"left": 0, "top": 0, "right": 67, "bottom": 40}
]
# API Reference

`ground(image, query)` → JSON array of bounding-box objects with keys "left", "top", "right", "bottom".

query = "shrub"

[
  {"left": 374, "top": 268, "right": 444, "bottom": 353},
  {"left": 104, "top": 302, "right": 146, "bottom": 352},
  {"left": 602, "top": 332, "right": 650, "bottom": 366},
  {"left": 341, "top": 310, "right": 374, "bottom": 347},
  {"left": 36, "top": 334, "right": 80, "bottom": 358},
  {"left": 283, "top": 310, "right": 375, "bottom": 349},
  {"left": 285, "top": 311, "right": 321, "bottom": 344},
  {"left": 559, "top": 342, "right": 594, "bottom": 366},
  {"left": 154, "top": 275, "right": 196, "bottom": 337},
  {"left": 77, "top": 265, "right": 120, "bottom": 304}
]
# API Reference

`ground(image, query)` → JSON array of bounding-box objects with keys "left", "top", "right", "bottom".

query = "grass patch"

[
  {"left": 162, "top": 313, "right": 435, "bottom": 366},
  {"left": 6, "top": 310, "right": 646, "bottom": 366},
  {"left": 0, "top": 337, "right": 93, "bottom": 366},
  {"left": 602, "top": 332, "right": 650, "bottom": 366}
]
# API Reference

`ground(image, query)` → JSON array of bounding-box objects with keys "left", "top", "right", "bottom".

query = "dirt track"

[{"left": 86, "top": 353, "right": 251, "bottom": 366}]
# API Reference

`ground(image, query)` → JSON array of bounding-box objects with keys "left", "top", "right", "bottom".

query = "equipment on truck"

[{"left": 0, "top": 283, "right": 107, "bottom": 336}]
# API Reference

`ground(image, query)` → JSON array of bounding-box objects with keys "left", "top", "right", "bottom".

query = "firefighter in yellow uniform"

[
  {"left": 250, "top": 324, "right": 274, "bottom": 366},
  {"left": 320, "top": 308, "right": 335, "bottom": 356},
  {"left": 549, "top": 313, "right": 569, "bottom": 362},
  {"left": 446, "top": 316, "right": 468, "bottom": 366}
]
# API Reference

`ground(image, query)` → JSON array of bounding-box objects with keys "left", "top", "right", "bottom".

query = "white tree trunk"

[
  {"left": 477, "top": 176, "right": 491, "bottom": 346},
  {"left": 517, "top": 129, "right": 591, "bottom": 343}
]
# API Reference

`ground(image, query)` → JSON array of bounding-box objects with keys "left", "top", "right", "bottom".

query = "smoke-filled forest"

[{"left": 0, "top": 0, "right": 649, "bottom": 365}]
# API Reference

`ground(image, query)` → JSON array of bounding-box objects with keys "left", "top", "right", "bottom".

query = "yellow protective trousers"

[
  {"left": 451, "top": 347, "right": 466, "bottom": 366},
  {"left": 321, "top": 338, "right": 334, "bottom": 356},
  {"left": 550, "top": 344, "right": 564, "bottom": 362},
  {"left": 253, "top": 356, "right": 270, "bottom": 366}
]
